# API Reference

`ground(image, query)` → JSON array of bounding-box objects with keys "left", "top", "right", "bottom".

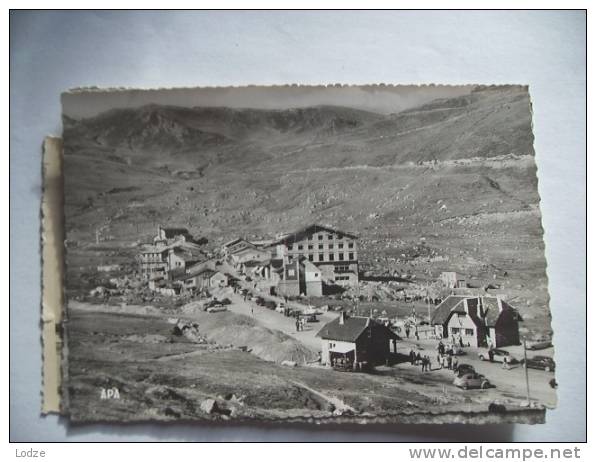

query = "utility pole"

[
  {"left": 426, "top": 282, "right": 431, "bottom": 324},
  {"left": 523, "top": 338, "right": 531, "bottom": 406}
]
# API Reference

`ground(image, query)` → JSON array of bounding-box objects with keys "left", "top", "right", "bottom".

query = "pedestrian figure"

[
  {"left": 437, "top": 354, "right": 442, "bottom": 367},
  {"left": 251, "top": 306, "right": 254, "bottom": 316},
  {"left": 502, "top": 355, "right": 510, "bottom": 370},
  {"left": 452, "top": 357, "right": 459, "bottom": 372},
  {"left": 426, "top": 355, "right": 432, "bottom": 371},
  {"left": 459, "top": 336, "right": 464, "bottom": 348},
  {"left": 447, "top": 354, "right": 453, "bottom": 370},
  {"left": 416, "top": 352, "right": 422, "bottom": 365},
  {"left": 488, "top": 348, "right": 494, "bottom": 362},
  {"left": 415, "top": 328, "right": 420, "bottom": 341},
  {"left": 420, "top": 356, "right": 426, "bottom": 372},
  {"left": 295, "top": 320, "right": 300, "bottom": 332},
  {"left": 409, "top": 349, "right": 416, "bottom": 365},
  {"left": 405, "top": 327, "right": 410, "bottom": 339}
]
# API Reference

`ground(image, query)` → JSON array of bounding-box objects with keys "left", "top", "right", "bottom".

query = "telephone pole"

[{"left": 523, "top": 338, "right": 531, "bottom": 406}]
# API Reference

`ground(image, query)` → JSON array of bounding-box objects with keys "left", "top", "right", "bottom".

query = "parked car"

[
  {"left": 523, "top": 355, "right": 556, "bottom": 372},
  {"left": 454, "top": 372, "right": 491, "bottom": 390},
  {"left": 275, "top": 302, "right": 286, "bottom": 313},
  {"left": 527, "top": 341, "right": 553, "bottom": 351},
  {"left": 255, "top": 297, "right": 265, "bottom": 306},
  {"left": 478, "top": 348, "right": 519, "bottom": 364},
  {"left": 263, "top": 300, "right": 276, "bottom": 310},
  {"left": 206, "top": 306, "right": 227, "bottom": 313},
  {"left": 453, "top": 363, "right": 476, "bottom": 377}
]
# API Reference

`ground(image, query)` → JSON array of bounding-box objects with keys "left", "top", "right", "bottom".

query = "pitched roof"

[
  {"left": 316, "top": 316, "right": 398, "bottom": 343},
  {"left": 316, "top": 316, "right": 370, "bottom": 342},
  {"left": 482, "top": 298, "right": 522, "bottom": 326},
  {"left": 302, "top": 260, "right": 321, "bottom": 273},
  {"left": 430, "top": 296, "right": 466, "bottom": 325},
  {"left": 273, "top": 224, "right": 358, "bottom": 245},
  {"left": 161, "top": 227, "right": 190, "bottom": 238}
]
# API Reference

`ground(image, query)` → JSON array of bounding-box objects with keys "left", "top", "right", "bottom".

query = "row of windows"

[
  {"left": 335, "top": 275, "right": 350, "bottom": 281},
  {"left": 451, "top": 327, "right": 475, "bottom": 336},
  {"left": 288, "top": 242, "right": 355, "bottom": 251},
  {"left": 304, "top": 253, "right": 355, "bottom": 262}
]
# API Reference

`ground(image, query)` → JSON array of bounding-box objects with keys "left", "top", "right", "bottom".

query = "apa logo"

[{"left": 100, "top": 387, "right": 120, "bottom": 399}]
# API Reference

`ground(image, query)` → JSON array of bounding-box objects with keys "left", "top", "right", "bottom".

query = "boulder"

[{"left": 200, "top": 398, "right": 218, "bottom": 414}]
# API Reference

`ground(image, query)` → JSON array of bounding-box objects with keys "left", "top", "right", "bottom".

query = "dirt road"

[
  {"left": 222, "top": 290, "right": 337, "bottom": 352},
  {"left": 396, "top": 337, "right": 557, "bottom": 408}
]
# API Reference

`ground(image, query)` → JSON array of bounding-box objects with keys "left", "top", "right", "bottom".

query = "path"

[{"left": 290, "top": 380, "right": 356, "bottom": 413}]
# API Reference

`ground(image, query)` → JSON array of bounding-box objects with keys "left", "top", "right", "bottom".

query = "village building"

[
  {"left": 267, "top": 224, "right": 359, "bottom": 288},
  {"left": 227, "top": 246, "right": 272, "bottom": 268},
  {"left": 440, "top": 271, "right": 467, "bottom": 289},
  {"left": 138, "top": 246, "right": 169, "bottom": 280},
  {"left": 154, "top": 225, "right": 193, "bottom": 246},
  {"left": 222, "top": 238, "right": 257, "bottom": 256},
  {"left": 317, "top": 312, "right": 398, "bottom": 370},
  {"left": 166, "top": 245, "right": 206, "bottom": 277},
  {"left": 274, "top": 258, "right": 324, "bottom": 297},
  {"left": 430, "top": 295, "right": 522, "bottom": 348}
]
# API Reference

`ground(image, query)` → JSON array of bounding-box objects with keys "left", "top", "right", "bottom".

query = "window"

[
  {"left": 338, "top": 243, "right": 344, "bottom": 249},
  {"left": 318, "top": 235, "right": 323, "bottom": 240},
  {"left": 318, "top": 244, "right": 324, "bottom": 250},
  {"left": 298, "top": 244, "right": 303, "bottom": 250},
  {"left": 349, "top": 253, "right": 354, "bottom": 260},
  {"left": 308, "top": 245, "right": 313, "bottom": 250},
  {"left": 288, "top": 244, "right": 293, "bottom": 250},
  {"left": 328, "top": 234, "right": 333, "bottom": 240},
  {"left": 451, "top": 327, "right": 460, "bottom": 334},
  {"left": 339, "top": 253, "right": 344, "bottom": 261},
  {"left": 308, "top": 254, "right": 314, "bottom": 261},
  {"left": 319, "top": 253, "right": 324, "bottom": 261},
  {"left": 288, "top": 269, "right": 295, "bottom": 277},
  {"left": 314, "top": 273, "right": 318, "bottom": 277},
  {"left": 465, "top": 329, "right": 474, "bottom": 336},
  {"left": 329, "top": 244, "right": 334, "bottom": 250},
  {"left": 336, "top": 275, "right": 349, "bottom": 281},
  {"left": 329, "top": 254, "right": 335, "bottom": 261},
  {"left": 348, "top": 242, "right": 354, "bottom": 249}
]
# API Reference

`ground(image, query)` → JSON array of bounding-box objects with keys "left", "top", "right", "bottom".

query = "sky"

[{"left": 62, "top": 85, "right": 474, "bottom": 119}]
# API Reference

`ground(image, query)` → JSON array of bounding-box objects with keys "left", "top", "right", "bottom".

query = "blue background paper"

[{"left": 9, "top": 10, "right": 586, "bottom": 441}]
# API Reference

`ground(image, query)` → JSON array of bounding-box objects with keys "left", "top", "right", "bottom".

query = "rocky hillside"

[{"left": 62, "top": 85, "right": 551, "bottom": 336}]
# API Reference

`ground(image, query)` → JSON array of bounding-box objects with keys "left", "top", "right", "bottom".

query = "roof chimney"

[{"left": 339, "top": 311, "right": 346, "bottom": 325}]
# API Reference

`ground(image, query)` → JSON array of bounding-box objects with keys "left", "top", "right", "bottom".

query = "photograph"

[{"left": 59, "top": 84, "right": 557, "bottom": 424}]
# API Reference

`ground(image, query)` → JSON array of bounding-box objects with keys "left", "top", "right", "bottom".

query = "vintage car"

[
  {"left": 454, "top": 372, "right": 491, "bottom": 390},
  {"left": 453, "top": 363, "right": 476, "bottom": 377},
  {"left": 523, "top": 355, "right": 556, "bottom": 372},
  {"left": 478, "top": 348, "right": 519, "bottom": 364}
]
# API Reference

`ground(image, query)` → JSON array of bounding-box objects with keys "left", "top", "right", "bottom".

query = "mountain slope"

[{"left": 63, "top": 85, "right": 550, "bottom": 336}]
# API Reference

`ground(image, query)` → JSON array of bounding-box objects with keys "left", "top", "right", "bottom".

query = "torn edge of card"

[{"left": 41, "top": 136, "right": 65, "bottom": 414}]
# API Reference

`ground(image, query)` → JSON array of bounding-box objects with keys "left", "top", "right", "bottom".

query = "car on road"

[
  {"left": 523, "top": 355, "right": 556, "bottom": 372},
  {"left": 454, "top": 372, "right": 491, "bottom": 390},
  {"left": 527, "top": 341, "right": 553, "bottom": 351},
  {"left": 478, "top": 348, "right": 519, "bottom": 364},
  {"left": 263, "top": 300, "right": 276, "bottom": 310},
  {"left": 453, "top": 363, "right": 476, "bottom": 377}
]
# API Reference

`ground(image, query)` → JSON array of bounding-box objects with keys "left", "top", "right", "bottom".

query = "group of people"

[
  {"left": 408, "top": 350, "right": 433, "bottom": 372},
  {"left": 295, "top": 315, "right": 306, "bottom": 332},
  {"left": 435, "top": 340, "right": 460, "bottom": 371},
  {"left": 407, "top": 340, "right": 462, "bottom": 373}
]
